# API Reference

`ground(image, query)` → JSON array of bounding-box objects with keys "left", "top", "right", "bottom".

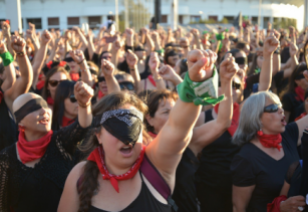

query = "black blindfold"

[
  {"left": 235, "top": 57, "right": 247, "bottom": 65},
  {"left": 14, "top": 98, "right": 48, "bottom": 123}
]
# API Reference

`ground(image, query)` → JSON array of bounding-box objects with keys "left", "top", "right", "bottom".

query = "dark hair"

[
  {"left": 144, "top": 89, "right": 178, "bottom": 133},
  {"left": 287, "top": 63, "right": 307, "bottom": 94},
  {"left": 178, "top": 59, "right": 188, "bottom": 77},
  {"left": 77, "top": 92, "right": 150, "bottom": 212},
  {"left": 52, "top": 80, "right": 76, "bottom": 130},
  {"left": 41, "top": 66, "right": 71, "bottom": 100},
  {"left": 247, "top": 53, "right": 258, "bottom": 77},
  {"left": 236, "top": 41, "right": 249, "bottom": 50}
]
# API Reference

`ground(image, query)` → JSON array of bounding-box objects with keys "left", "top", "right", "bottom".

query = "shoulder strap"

[{"left": 140, "top": 154, "right": 170, "bottom": 200}]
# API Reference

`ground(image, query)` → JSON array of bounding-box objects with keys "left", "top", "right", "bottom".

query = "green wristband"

[
  {"left": 216, "top": 33, "right": 224, "bottom": 41},
  {"left": 0, "top": 51, "right": 14, "bottom": 67},
  {"left": 177, "top": 67, "right": 224, "bottom": 106}
]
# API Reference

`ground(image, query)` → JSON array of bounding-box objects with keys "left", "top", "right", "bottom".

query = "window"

[
  {"left": 161, "top": 15, "right": 168, "bottom": 23},
  {"left": 88, "top": 16, "right": 101, "bottom": 28},
  {"left": 48, "top": 17, "right": 59, "bottom": 26},
  {"left": 178, "top": 15, "right": 183, "bottom": 24},
  {"left": 26, "top": 18, "right": 42, "bottom": 29},
  {"left": 67, "top": 17, "right": 80, "bottom": 25},
  {"left": 208, "top": 16, "right": 218, "bottom": 22},
  {"left": 224, "top": 16, "right": 234, "bottom": 23},
  {"left": 190, "top": 15, "right": 201, "bottom": 23}
]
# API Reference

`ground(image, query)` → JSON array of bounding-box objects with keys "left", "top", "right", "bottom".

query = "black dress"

[
  {"left": 0, "top": 121, "right": 89, "bottom": 212},
  {"left": 195, "top": 110, "right": 240, "bottom": 212},
  {"left": 231, "top": 123, "right": 300, "bottom": 212},
  {"left": 0, "top": 88, "right": 18, "bottom": 151}
]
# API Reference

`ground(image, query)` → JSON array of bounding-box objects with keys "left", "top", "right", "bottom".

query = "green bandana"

[{"left": 0, "top": 51, "right": 14, "bottom": 67}]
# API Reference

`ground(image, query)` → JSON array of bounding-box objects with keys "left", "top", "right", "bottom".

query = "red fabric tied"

[
  {"left": 295, "top": 112, "right": 307, "bottom": 121},
  {"left": 98, "top": 90, "right": 105, "bottom": 100},
  {"left": 87, "top": 145, "right": 146, "bottom": 193},
  {"left": 267, "top": 195, "right": 287, "bottom": 212},
  {"left": 148, "top": 132, "right": 157, "bottom": 138},
  {"left": 295, "top": 86, "right": 305, "bottom": 102},
  {"left": 62, "top": 116, "right": 75, "bottom": 127},
  {"left": 148, "top": 75, "right": 156, "bottom": 87},
  {"left": 47, "top": 96, "right": 54, "bottom": 105},
  {"left": 58, "top": 61, "right": 66, "bottom": 67},
  {"left": 17, "top": 130, "right": 53, "bottom": 164},
  {"left": 36, "top": 80, "right": 45, "bottom": 90},
  {"left": 0, "top": 90, "right": 3, "bottom": 104},
  {"left": 257, "top": 131, "right": 283, "bottom": 151},
  {"left": 214, "top": 102, "right": 240, "bottom": 136},
  {"left": 46, "top": 61, "right": 53, "bottom": 69},
  {"left": 70, "top": 73, "right": 80, "bottom": 82}
]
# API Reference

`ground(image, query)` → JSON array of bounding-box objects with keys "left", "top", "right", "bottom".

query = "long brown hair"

[{"left": 77, "top": 92, "right": 150, "bottom": 212}]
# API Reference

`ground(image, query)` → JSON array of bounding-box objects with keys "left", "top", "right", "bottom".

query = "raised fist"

[
  {"left": 1, "top": 21, "right": 10, "bottom": 37},
  {"left": 159, "top": 65, "right": 178, "bottom": 82},
  {"left": 263, "top": 32, "right": 279, "bottom": 55},
  {"left": 11, "top": 35, "right": 26, "bottom": 53},
  {"left": 101, "top": 59, "right": 115, "bottom": 77},
  {"left": 0, "top": 40, "right": 8, "bottom": 54},
  {"left": 126, "top": 50, "right": 138, "bottom": 68},
  {"left": 148, "top": 52, "right": 160, "bottom": 73},
  {"left": 41, "top": 30, "right": 52, "bottom": 45},
  {"left": 219, "top": 53, "right": 239, "bottom": 82},
  {"left": 74, "top": 81, "right": 94, "bottom": 108}
]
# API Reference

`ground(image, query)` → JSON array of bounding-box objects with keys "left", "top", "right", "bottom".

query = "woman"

[
  {"left": 231, "top": 91, "right": 308, "bottom": 212},
  {"left": 64, "top": 52, "right": 80, "bottom": 81},
  {"left": 52, "top": 80, "right": 78, "bottom": 130},
  {"left": 57, "top": 49, "right": 223, "bottom": 211},
  {"left": 0, "top": 81, "right": 93, "bottom": 212}
]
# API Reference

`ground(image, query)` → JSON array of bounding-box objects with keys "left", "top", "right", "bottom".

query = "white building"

[{"left": 0, "top": 0, "right": 306, "bottom": 31}]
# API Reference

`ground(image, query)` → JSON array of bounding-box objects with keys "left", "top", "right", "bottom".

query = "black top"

[
  {"left": 88, "top": 172, "right": 172, "bottom": 212},
  {"left": 172, "top": 148, "right": 199, "bottom": 212},
  {"left": 231, "top": 123, "right": 300, "bottom": 212},
  {"left": 195, "top": 110, "right": 240, "bottom": 188},
  {"left": 0, "top": 121, "right": 89, "bottom": 212},
  {"left": 282, "top": 92, "right": 303, "bottom": 123},
  {"left": 0, "top": 88, "right": 18, "bottom": 152},
  {"left": 285, "top": 160, "right": 302, "bottom": 197}
]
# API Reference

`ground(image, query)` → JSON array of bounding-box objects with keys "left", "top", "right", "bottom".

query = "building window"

[
  {"left": 88, "top": 16, "right": 101, "bottom": 28},
  {"left": 26, "top": 18, "right": 42, "bottom": 29},
  {"left": 224, "top": 16, "right": 234, "bottom": 24},
  {"left": 208, "top": 16, "right": 218, "bottom": 22},
  {"left": 251, "top": 17, "right": 258, "bottom": 25},
  {"left": 161, "top": 15, "right": 168, "bottom": 23},
  {"left": 48, "top": 17, "right": 59, "bottom": 26},
  {"left": 67, "top": 17, "right": 80, "bottom": 26},
  {"left": 190, "top": 15, "right": 201, "bottom": 23},
  {"left": 178, "top": 15, "right": 183, "bottom": 24}
]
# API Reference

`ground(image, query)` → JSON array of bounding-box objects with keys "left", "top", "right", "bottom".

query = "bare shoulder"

[{"left": 67, "top": 161, "right": 87, "bottom": 181}]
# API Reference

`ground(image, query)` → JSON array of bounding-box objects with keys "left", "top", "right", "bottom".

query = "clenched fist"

[{"left": 74, "top": 81, "right": 94, "bottom": 108}]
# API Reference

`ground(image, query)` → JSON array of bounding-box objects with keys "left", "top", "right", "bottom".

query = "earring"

[
  {"left": 19, "top": 125, "right": 25, "bottom": 132},
  {"left": 257, "top": 129, "right": 263, "bottom": 136}
]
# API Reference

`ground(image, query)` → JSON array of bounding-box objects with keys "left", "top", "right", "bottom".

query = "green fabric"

[
  {"left": 0, "top": 51, "right": 14, "bottom": 67},
  {"left": 216, "top": 33, "right": 224, "bottom": 41},
  {"left": 177, "top": 68, "right": 224, "bottom": 106},
  {"left": 203, "top": 30, "right": 208, "bottom": 35},
  {"left": 156, "top": 49, "right": 164, "bottom": 54},
  {"left": 255, "top": 68, "right": 261, "bottom": 74}
]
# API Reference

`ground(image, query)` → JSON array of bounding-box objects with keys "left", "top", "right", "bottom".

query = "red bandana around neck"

[
  {"left": 148, "top": 75, "right": 156, "bottom": 87},
  {"left": 98, "top": 90, "right": 105, "bottom": 100},
  {"left": 87, "top": 145, "right": 146, "bottom": 193},
  {"left": 62, "top": 116, "right": 75, "bottom": 127},
  {"left": 295, "top": 86, "right": 305, "bottom": 102},
  {"left": 257, "top": 131, "right": 283, "bottom": 151},
  {"left": 17, "top": 130, "right": 53, "bottom": 164},
  {"left": 70, "top": 72, "right": 80, "bottom": 82},
  {"left": 214, "top": 102, "right": 240, "bottom": 136},
  {"left": 36, "top": 80, "right": 45, "bottom": 90},
  {"left": 47, "top": 96, "right": 54, "bottom": 105}
]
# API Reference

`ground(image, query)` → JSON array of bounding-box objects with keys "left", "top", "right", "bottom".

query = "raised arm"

[
  {"left": 101, "top": 59, "right": 121, "bottom": 93},
  {"left": 111, "top": 37, "right": 122, "bottom": 66},
  {"left": 148, "top": 52, "right": 166, "bottom": 90},
  {"left": 0, "top": 41, "right": 15, "bottom": 92},
  {"left": 126, "top": 50, "right": 141, "bottom": 93},
  {"left": 69, "top": 50, "right": 92, "bottom": 86},
  {"left": 191, "top": 29, "right": 203, "bottom": 50},
  {"left": 32, "top": 30, "right": 52, "bottom": 88},
  {"left": 86, "top": 32, "right": 95, "bottom": 61},
  {"left": 259, "top": 32, "right": 279, "bottom": 91},
  {"left": 72, "top": 27, "right": 88, "bottom": 52},
  {"left": 1, "top": 22, "right": 14, "bottom": 58},
  {"left": 159, "top": 64, "right": 183, "bottom": 87},
  {"left": 189, "top": 53, "right": 238, "bottom": 155},
  {"left": 146, "top": 49, "right": 218, "bottom": 189},
  {"left": 283, "top": 42, "right": 298, "bottom": 79},
  {"left": 5, "top": 36, "right": 33, "bottom": 111}
]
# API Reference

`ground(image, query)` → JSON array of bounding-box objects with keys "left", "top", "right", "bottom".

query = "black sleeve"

[
  {"left": 0, "top": 151, "right": 9, "bottom": 212},
  {"left": 231, "top": 154, "right": 256, "bottom": 187},
  {"left": 55, "top": 121, "right": 90, "bottom": 156},
  {"left": 300, "top": 130, "right": 308, "bottom": 196},
  {"left": 283, "top": 122, "right": 299, "bottom": 147},
  {"left": 245, "top": 73, "right": 260, "bottom": 90},
  {"left": 282, "top": 93, "right": 294, "bottom": 112},
  {"left": 273, "top": 71, "right": 284, "bottom": 86},
  {"left": 92, "top": 53, "right": 100, "bottom": 66}
]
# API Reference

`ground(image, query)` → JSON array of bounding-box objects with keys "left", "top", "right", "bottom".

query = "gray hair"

[{"left": 232, "top": 91, "right": 281, "bottom": 146}]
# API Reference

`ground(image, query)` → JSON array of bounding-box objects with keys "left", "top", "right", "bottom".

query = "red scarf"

[
  {"left": 70, "top": 72, "right": 80, "bottom": 82},
  {"left": 17, "top": 130, "right": 53, "bottom": 164},
  {"left": 267, "top": 195, "right": 287, "bottom": 212},
  {"left": 98, "top": 90, "right": 105, "bottom": 100},
  {"left": 214, "top": 102, "right": 240, "bottom": 136},
  {"left": 36, "top": 80, "right": 45, "bottom": 90},
  {"left": 88, "top": 145, "right": 146, "bottom": 193},
  {"left": 0, "top": 90, "right": 3, "bottom": 104},
  {"left": 295, "top": 86, "right": 305, "bottom": 102},
  {"left": 148, "top": 132, "right": 157, "bottom": 138},
  {"left": 47, "top": 96, "right": 54, "bottom": 105},
  {"left": 295, "top": 112, "right": 307, "bottom": 121},
  {"left": 257, "top": 131, "right": 283, "bottom": 151},
  {"left": 148, "top": 75, "right": 156, "bottom": 87},
  {"left": 62, "top": 116, "right": 75, "bottom": 127}
]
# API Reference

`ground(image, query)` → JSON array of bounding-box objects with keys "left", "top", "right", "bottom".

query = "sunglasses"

[
  {"left": 64, "top": 57, "right": 74, "bottom": 62},
  {"left": 48, "top": 80, "right": 64, "bottom": 87},
  {"left": 263, "top": 104, "right": 282, "bottom": 113},
  {"left": 102, "top": 56, "right": 112, "bottom": 60},
  {"left": 69, "top": 94, "right": 77, "bottom": 103},
  {"left": 232, "top": 81, "right": 241, "bottom": 90},
  {"left": 119, "top": 82, "right": 135, "bottom": 91},
  {"left": 98, "top": 76, "right": 106, "bottom": 82}
]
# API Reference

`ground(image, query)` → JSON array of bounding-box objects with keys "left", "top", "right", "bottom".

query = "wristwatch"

[{"left": 16, "top": 51, "right": 25, "bottom": 57}]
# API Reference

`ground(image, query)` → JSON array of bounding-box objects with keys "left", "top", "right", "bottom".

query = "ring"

[{"left": 298, "top": 206, "right": 304, "bottom": 211}]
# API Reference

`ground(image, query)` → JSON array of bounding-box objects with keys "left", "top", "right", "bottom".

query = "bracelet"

[
  {"left": 0, "top": 51, "right": 14, "bottom": 66},
  {"left": 78, "top": 102, "right": 91, "bottom": 108},
  {"left": 176, "top": 67, "right": 224, "bottom": 106},
  {"left": 16, "top": 51, "right": 25, "bottom": 57}
]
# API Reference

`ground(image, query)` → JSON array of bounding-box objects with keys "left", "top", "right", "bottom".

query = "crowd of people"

[{"left": 1, "top": 17, "right": 308, "bottom": 212}]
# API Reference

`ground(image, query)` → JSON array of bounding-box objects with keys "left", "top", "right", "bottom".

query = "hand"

[
  {"left": 74, "top": 81, "right": 94, "bottom": 108},
  {"left": 159, "top": 65, "right": 178, "bottom": 81},
  {"left": 69, "top": 50, "right": 85, "bottom": 64},
  {"left": 11, "top": 35, "right": 26, "bottom": 53},
  {"left": 112, "top": 36, "right": 122, "bottom": 52},
  {"left": 40, "top": 30, "right": 52, "bottom": 45},
  {"left": 151, "top": 31, "right": 159, "bottom": 42},
  {"left": 72, "top": 26, "right": 81, "bottom": 34},
  {"left": 64, "top": 30, "right": 72, "bottom": 40},
  {"left": 126, "top": 50, "right": 138, "bottom": 68},
  {"left": 1, "top": 21, "right": 10, "bottom": 37},
  {"left": 28, "top": 22, "right": 36, "bottom": 33},
  {"left": 0, "top": 40, "right": 8, "bottom": 54},
  {"left": 101, "top": 59, "right": 115, "bottom": 77},
  {"left": 191, "top": 29, "right": 200, "bottom": 38},
  {"left": 148, "top": 52, "right": 160, "bottom": 73},
  {"left": 125, "top": 28, "right": 134, "bottom": 37},
  {"left": 100, "top": 26, "right": 106, "bottom": 32},
  {"left": 219, "top": 53, "right": 239, "bottom": 82},
  {"left": 187, "top": 49, "right": 217, "bottom": 82},
  {"left": 280, "top": 196, "right": 305, "bottom": 212},
  {"left": 263, "top": 32, "right": 279, "bottom": 56},
  {"left": 289, "top": 42, "right": 298, "bottom": 57},
  {"left": 273, "top": 29, "right": 281, "bottom": 40}
]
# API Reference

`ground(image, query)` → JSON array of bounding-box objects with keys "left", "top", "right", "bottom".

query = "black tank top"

[{"left": 88, "top": 172, "right": 172, "bottom": 212}]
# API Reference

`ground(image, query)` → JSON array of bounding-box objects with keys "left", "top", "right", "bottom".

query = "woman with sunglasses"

[
  {"left": 0, "top": 81, "right": 93, "bottom": 212},
  {"left": 231, "top": 90, "right": 308, "bottom": 212},
  {"left": 195, "top": 34, "right": 279, "bottom": 212},
  {"left": 52, "top": 80, "right": 79, "bottom": 130}
]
